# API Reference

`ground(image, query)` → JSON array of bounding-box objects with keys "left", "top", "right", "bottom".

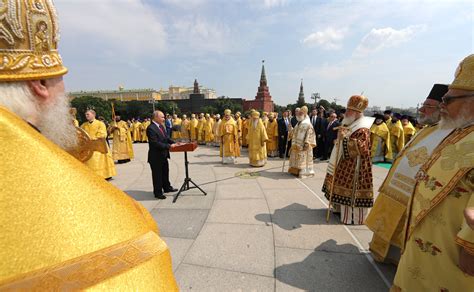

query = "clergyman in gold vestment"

[
  {"left": 391, "top": 55, "right": 474, "bottom": 291},
  {"left": 110, "top": 114, "right": 134, "bottom": 163},
  {"left": 0, "top": 2, "right": 177, "bottom": 290},
  {"left": 81, "top": 109, "right": 117, "bottom": 179},
  {"left": 246, "top": 111, "right": 269, "bottom": 167},
  {"left": 365, "top": 83, "right": 448, "bottom": 264}
]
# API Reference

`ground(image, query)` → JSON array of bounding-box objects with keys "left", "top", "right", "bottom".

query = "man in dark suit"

[
  {"left": 147, "top": 111, "right": 178, "bottom": 199},
  {"left": 290, "top": 108, "right": 299, "bottom": 128},
  {"left": 278, "top": 110, "right": 292, "bottom": 158},
  {"left": 165, "top": 114, "right": 173, "bottom": 138},
  {"left": 323, "top": 112, "right": 340, "bottom": 160},
  {"left": 310, "top": 107, "right": 327, "bottom": 159}
]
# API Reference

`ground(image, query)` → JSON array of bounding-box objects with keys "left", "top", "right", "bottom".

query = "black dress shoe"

[
  {"left": 164, "top": 188, "right": 178, "bottom": 193},
  {"left": 155, "top": 194, "right": 166, "bottom": 199}
]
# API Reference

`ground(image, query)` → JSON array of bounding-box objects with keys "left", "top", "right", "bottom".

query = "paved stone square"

[{"left": 111, "top": 143, "right": 396, "bottom": 291}]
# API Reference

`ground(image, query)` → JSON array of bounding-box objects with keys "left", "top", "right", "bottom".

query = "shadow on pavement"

[
  {"left": 274, "top": 240, "right": 367, "bottom": 291},
  {"left": 255, "top": 203, "right": 339, "bottom": 229},
  {"left": 126, "top": 190, "right": 155, "bottom": 201}
]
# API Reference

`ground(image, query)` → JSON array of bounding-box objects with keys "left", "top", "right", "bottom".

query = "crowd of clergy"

[{"left": 1, "top": 1, "right": 473, "bottom": 290}]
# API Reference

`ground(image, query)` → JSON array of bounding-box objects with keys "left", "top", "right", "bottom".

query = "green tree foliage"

[
  {"left": 214, "top": 98, "right": 243, "bottom": 114},
  {"left": 71, "top": 96, "right": 182, "bottom": 123},
  {"left": 71, "top": 96, "right": 112, "bottom": 124},
  {"left": 200, "top": 105, "right": 218, "bottom": 114}
]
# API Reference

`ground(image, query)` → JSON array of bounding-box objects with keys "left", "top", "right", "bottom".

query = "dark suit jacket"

[
  {"left": 147, "top": 122, "right": 175, "bottom": 164},
  {"left": 278, "top": 118, "right": 290, "bottom": 138},
  {"left": 290, "top": 116, "right": 298, "bottom": 127},
  {"left": 324, "top": 120, "right": 340, "bottom": 144}
]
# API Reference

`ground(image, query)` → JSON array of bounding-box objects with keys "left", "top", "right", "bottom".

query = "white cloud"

[
  {"left": 354, "top": 25, "right": 427, "bottom": 56},
  {"left": 263, "top": 0, "right": 288, "bottom": 8},
  {"left": 171, "top": 17, "right": 234, "bottom": 55},
  {"left": 302, "top": 27, "right": 347, "bottom": 50},
  {"left": 56, "top": 0, "right": 167, "bottom": 57}
]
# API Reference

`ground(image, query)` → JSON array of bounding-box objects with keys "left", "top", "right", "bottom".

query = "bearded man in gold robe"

[
  {"left": 366, "top": 83, "right": 448, "bottom": 264},
  {"left": 235, "top": 111, "right": 243, "bottom": 145},
  {"left": 391, "top": 55, "right": 474, "bottom": 292},
  {"left": 0, "top": 1, "right": 177, "bottom": 290},
  {"left": 203, "top": 113, "right": 214, "bottom": 145},
  {"left": 288, "top": 106, "right": 316, "bottom": 178},
  {"left": 370, "top": 114, "right": 392, "bottom": 163},
  {"left": 132, "top": 118, "right": 142, "bottom": 142},
  {"left": 387, "top": 113, "right": 405, "bottom": 161},
  {"left": 265, "top": 112, "right": 279, "bottom": 157},
  {"left": 171, "top": 114, "right": 182, "bottom": 140},
  {"left": 323, "top": 95, "right": 374, "bottom": 225},
  {"left": 247, "top": 111, "right": 269, "bottom": 167},
  {"left": 110, "top": 113, "right": 133, "bottom": 163},
  {"left": 140, "top": 118, "right": 151, "bottom": 143},
  {"left": 401, "top": 115, "right": 417, "bottom": 143},
  {"left": 213, "top": 114, "right": 222, "bottom": 147},
  {"left": 197, "top": 113, "right": 205, "bottom": 145},
  {"left": 81, "top": 110, "right": 116, "bottom": 179},
  {"left": 189, "top": 113, "right": 199, "bottom": 141},
  {"left": 220, "top": 110, "right": 239, "bottom": 164},
  {"left": 241, "top": 115, "right": 249, "bottom": 147},
  {"left": 180, "top": 114, "right": 190, "bottom": 141}
]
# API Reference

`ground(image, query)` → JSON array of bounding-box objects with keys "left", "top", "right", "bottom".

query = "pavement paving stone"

[
  {"left": 275, "top": 247, "right": 388, "bottom": 291},
  {"left": 176, "top": 264, "right": 275, "bottom": 292},
  {"left": 162, "top": 237, "right": 195, "bottom": 272},
  {"left": 207, "top": 199, "right": 270, "bottom": 225},
  {"left": 150, "top": 208, "right": 209, "bottom": 239},
  {"left": 183, "top": 223, "right": 275, "bottom": 277}
]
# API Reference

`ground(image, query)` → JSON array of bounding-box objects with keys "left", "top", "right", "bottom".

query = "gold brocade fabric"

[
  {"left": 393, "top": 126, "right": 474, "bottom": 291},
  {"left": 370, "top": 123, "right": 392, "bottom": 160},
  {"left": 246, "top": 119, "right": 268, "bottom": 166},
  {"left": 0, "top": 106, "right": 178, "bottom": 291},
  {"left": 189, "top": 118, "right": 199, "bottom": 140},
  {"left": 219, "top": 118, "right": 239, "bottom": 158},
  {"left": 80, "top": 120, "right": 116, "bottom": 179}
]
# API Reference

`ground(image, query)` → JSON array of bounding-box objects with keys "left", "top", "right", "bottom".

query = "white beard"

[
  {"left": 342, "top": 116, "right": 356, "bottom": 126},
  {"left": 418, "top": 111, "right": 440, "bottom": 126},
  {"left": 296, "top": 115, "right": 304, "bottom": 122},
  {"left": 38, "top": 93, "right": 78, "bottom": 150},
  {"left": 0, "top": 82, "right": 78, "bottom": 150},
  {"left": 439, "top": 107, "right": 473, "bottom": 129}
]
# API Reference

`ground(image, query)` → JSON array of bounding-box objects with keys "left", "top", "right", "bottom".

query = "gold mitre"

[
  {"left": 450, "top": 54, "right": 474, "bottom": 91},
  {"left": 191, "top": 113, "right": 195, "bottom": 118},
  {"left": 224, "top": 109, "right": 231, "bottom": 115},
  {"left": 235, "top": 111, "right": 241, "bottom": 117},
  {"left": 268, "top": 112, "right": 275, "bottom": 118},
  {"left": 251, "top": 111, "right": 260, "bottom": 118},
  {"left": 347, "top": 95, "right": 368, "bottom": 112},
  {"left": 300, "top": 106, "right": 308, "bottom": 115},
  {"left": 0, "top": 0, "right": 67, "bottom": 81}
]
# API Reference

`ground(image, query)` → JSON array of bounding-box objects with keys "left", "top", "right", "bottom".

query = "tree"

[
  {"left": 200, "top": 105, "right": 218, "bottom": 114},
  {"left": 71, "top": 96, "right": 112, "bottom": 124},
  {"left": 214, "top": 98, "right": 243, "bottom": 114}
]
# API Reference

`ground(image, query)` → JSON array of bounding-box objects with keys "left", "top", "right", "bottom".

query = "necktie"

[{"left": 158, "top": 124, "right": 165, "bottom": 136}]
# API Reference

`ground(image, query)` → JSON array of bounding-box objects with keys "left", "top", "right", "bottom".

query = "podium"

[{"left": 170, "top": 142, "right": 207, "bottom": 203}]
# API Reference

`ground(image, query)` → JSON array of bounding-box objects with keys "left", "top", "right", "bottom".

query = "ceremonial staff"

[{"left": 326, "top": 125, "right": 345, "bottom": 222}]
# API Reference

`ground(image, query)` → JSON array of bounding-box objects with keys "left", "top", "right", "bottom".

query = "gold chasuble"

[
  {"left": 132, "top": 121, "right": 142, "bottom": 142},
  {"left": 81, "top": 120, "right": 117, "bottom": 179},
  {"left": 140, "top": 120, "right": 150, "bottom": 142},
  {"left": 241, "top": 119, "right": 249, "bottom": 147},
  {"left": 110, "top": 120, "right": 133, "bottom": 161},
  {"left": 389, "top": 120, "right": 405, "bottom": 159},
  {"left": 219, "top": 117, "right": 239, "bottom": 164},
  {"left": 0, "top": 107, "right": 178, "bottom": 291},
  {"left": 203, "top": 117, "right": 214, "bottom": 144},
  {"left": 265, "top": 119, "right": 279, "bottom": 157},
  {"left": 246, "top": 118, "right": 269, "bottom": 167},
  {"left": 366, "top": 125, "right": 451, "bottom": 263},
  {"left": 181, "top": 119, "right": 190, "bottom": 141},
  {"left": 171, "top": 118, "right": 182, "bottom": 140},
  {"left": 403, "top": 122, "right": 417, "bottom": 143},
  {"left": 392, "top": 125, "right": 474, "bottom": 291},
  {"left": 370, "top": 122, "right": 392, "bottom": 162},
  {"left": 190, "top": 118, "right": 199, "bottom": 141}
]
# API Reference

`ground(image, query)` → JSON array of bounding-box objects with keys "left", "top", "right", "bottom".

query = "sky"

[{"left": 56, "top": 0, "right": 473, "bottom": 108}]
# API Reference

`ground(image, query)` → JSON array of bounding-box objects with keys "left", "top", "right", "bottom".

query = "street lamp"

[{"left": 311, "top": 92, "right": 321, "bottom": 107}]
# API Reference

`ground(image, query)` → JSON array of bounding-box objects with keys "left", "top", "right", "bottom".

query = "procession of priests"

[{"left": 0, "top": 0, "right": 472, "bottom": 290}]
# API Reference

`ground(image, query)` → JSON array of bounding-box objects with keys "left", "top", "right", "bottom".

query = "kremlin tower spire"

[
  {"left": 297, "top": 78, "right": 305, "bottom": 105},
  {"left": 255, "top": 60, "right": 272, "bottom": 101}
]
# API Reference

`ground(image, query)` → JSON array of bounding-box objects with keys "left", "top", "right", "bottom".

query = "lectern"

[{"left": 170, "top": 142, "right": 207, "bottom": 203}]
